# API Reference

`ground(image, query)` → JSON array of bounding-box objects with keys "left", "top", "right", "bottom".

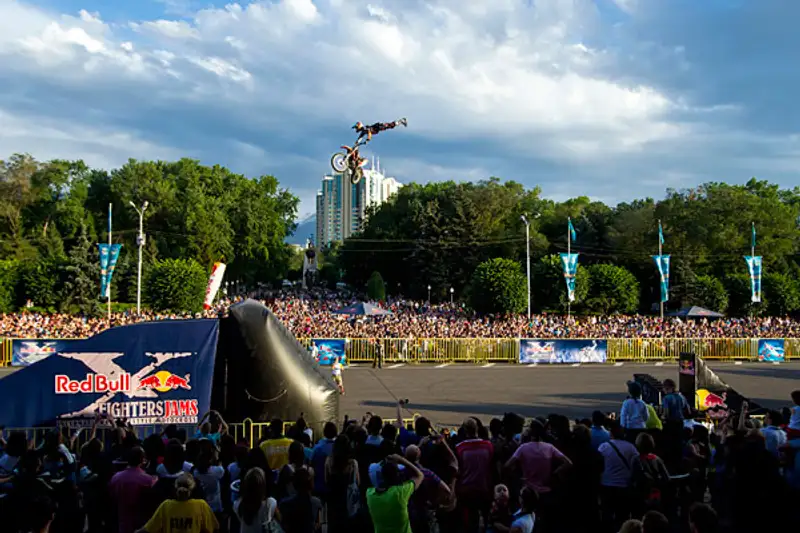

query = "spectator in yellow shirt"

[
  {"left": 136, "top": 472, "right": 219, "bottom": 533},
  {"left": 260, "top": 419, "right": 294, "bottom": 471}
]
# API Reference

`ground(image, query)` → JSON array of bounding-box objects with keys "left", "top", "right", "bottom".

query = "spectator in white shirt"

[
  {"left": 598, "top": 421, "right": 639, "bottom": 532},
  {"left": 620, "top": 381, "right": 649, "bottom": 440},
  {"left": 760, "top": 410, "right": 787, "bottom": 458}
]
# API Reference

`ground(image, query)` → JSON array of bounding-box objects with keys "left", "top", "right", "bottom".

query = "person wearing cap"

[{"left": 367, "top": 454, "right": 424, "bottom": 533}]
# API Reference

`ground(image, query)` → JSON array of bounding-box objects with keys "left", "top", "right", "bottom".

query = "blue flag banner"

[
  {"left": 744, "top": 255, "right": 762, "bottom": 303},
  {"left": 99, "top": 244, "right": 110, "bottom": 297},
  {"left": 0, "top": 320, "right": 219, "bottom": 428},
  {"left": 559, "top": 253, "right": 579, "bottom": 302},
  {"left": 519, "top": 339, "right": 607, "bottom": 364},
  {"left": 12, "top": 339, "right": 78, "bottom": 367},
  {"left": 757, "top": 339, "right": 784, "bottom": 362},
  {"left": 311, "top": 339, "right": 347, "bottom": 365},
  {"left": 106, "top": 244, "right": 122, "bottom": 298},
  {"left": 658, "top": 222, "right": 665, "bottom": 245},
  {"left": 751, "top": 223, "right": 756, "bottom": 250},
  {"left": 568, "top": 219, "right": 577, "bottom": 242},
  {"left": 652, "top": 255, "right": 670, "bottom": 303}
]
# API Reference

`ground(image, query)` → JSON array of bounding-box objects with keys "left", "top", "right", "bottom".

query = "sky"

[{"left": 1, "top": 0, "right": 799, "bottom": 222}]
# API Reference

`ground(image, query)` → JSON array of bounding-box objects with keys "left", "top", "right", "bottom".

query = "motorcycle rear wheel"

[
  {"left": 351, "top": 167, "right": 363, "bottom": 184},
  {"left": 331, "top": 152, "right": 348, "bottom": 173}
]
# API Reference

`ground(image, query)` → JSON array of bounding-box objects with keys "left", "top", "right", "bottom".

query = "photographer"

[{"left": 366, "top": 454, "right": 424, "bottom": 533}]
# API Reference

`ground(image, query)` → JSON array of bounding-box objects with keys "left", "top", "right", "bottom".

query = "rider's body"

[{"left": 353, "top": 118, "right": 407, "bottom": 144}]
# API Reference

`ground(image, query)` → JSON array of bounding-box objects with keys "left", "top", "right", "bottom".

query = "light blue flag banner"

[
  {"left": 559, "top": 252, "right": 579, "bottom": 302},
  {"left": 99, "top": 244, "right": 110, "bottom": 297},
  {"left": 568, "top": 219, "right": 577, "bottom": 242},
  {"left": 658, "top": 222, "right": 664, "bottom": 245},
  {"left": 99, "top": 244, "right": 123, "bottom": 298},
  {"left": 652, "top": 255, "right": 670, "bottom": 302},
  {"left": 744, "top": 255, "right": 762, "bottom": 303},
  {"left": 751, "top": 223, "right": 756, "bottom": 250}
]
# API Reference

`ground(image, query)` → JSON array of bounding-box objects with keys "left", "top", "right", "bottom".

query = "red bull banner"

[
  {"left": 0, "top": 320, "right": 219, "bottom": 428},
  {"left": 11, "top": 339, "right": 78, "bottom": 367},
  {"left": 203, "top": 262, "right": 227, "bottom": 310}
]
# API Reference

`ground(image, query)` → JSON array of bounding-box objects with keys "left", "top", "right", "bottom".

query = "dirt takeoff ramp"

[{"left": 679, "top": 352, "right": 762, "bottom": 419}]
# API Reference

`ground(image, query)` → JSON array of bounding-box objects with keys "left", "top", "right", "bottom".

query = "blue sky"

[{"left": 1, "top": 0, "right": 798, "bottom": 221}]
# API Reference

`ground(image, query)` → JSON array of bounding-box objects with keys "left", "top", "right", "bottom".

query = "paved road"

[
  {"left": 2, "top": 361, "right": 797, "bottom": 428},
  {"left": 339, "top": 361, "right": 800, "bottom": 427}
]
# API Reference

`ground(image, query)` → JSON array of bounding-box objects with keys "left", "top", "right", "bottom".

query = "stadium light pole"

[
  {"left": 129, "top": 200, "right": 149, "bottom": 315},
  {"left": 521, "top": 214, "right": 531, "bottom": 321},
  {"left": 450, "top": 287, "right": 454, "bottom": 305},
  {"left": 427, "top": 284, "right": 431, "bottom": 302}
]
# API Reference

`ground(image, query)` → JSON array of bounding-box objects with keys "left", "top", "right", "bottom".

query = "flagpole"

[
  {"left": 567, "top": 217, "right": 571, "bottom": 321},
  {"left": 107, "top": 203, "right": 112, "bottom": 323},
  {"left": 659, "top": 219, "right": 663, "bottom": 320}
]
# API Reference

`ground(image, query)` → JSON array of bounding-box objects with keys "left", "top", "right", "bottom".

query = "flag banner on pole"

[
  {"left": 744, "top": 255, "right": 762, "bottom": 303},
  {"left": 203, "top": 262, "right": 227, "bottom": 310},
  {"left": 652, "top": 255, "right": 670, "bottom": 302},
  {"left": 568, "top": 219, "right": 577, "bottom": 242},
  {"left": 98, "top": 244, "right": 110, "bottom": 297},
  {"left": 105, "top": 244, "right": 122, "bottom": 298},
  {"left": 658, "top": 222, "right": 665, "bottom": 245},
  {"left": 751, "top": 223, "right": 756, "bottom": 249},
  {"left": 559, "top": 252, "right": 579, "bottom": 302}
]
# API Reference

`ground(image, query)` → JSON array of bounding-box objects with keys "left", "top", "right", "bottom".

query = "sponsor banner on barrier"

[
  {"left": 0, "top": 320, "right": 219, "bottom": 428},
  {"left": 12, "top": 339, "right": 79, "bottom": 367},
  {"left": 757, "top": 339, "right": 785, "bottom": 362},
  {"left": 520, "top": 339, "right": 607, "bottom": 364},
  {"left": 311, "top": 339, "right": 347, "bottom": 366}
]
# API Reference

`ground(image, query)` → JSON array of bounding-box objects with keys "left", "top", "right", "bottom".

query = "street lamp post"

[
  {"left": 427, "top": 285, "right": 431, "bottom": 302},
  {"left": 450, "top": 287, "right": 454, "bottom": 305},
  {"left": 129, "top": 200, "right": 149, "bottom": 315},
  {"left": 521, "top": 214, "right": 531, "bottom": 320}
]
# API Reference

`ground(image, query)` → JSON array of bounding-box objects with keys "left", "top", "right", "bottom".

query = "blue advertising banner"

[
  {"left": 520, "top": 339, "right": 607, "bottom": 364},
  {"left": 0, "top": 320, "right": 219, "bottom": 427},
  {"left": 559, "top": 253, "right": 579, "bottom": 302},
  {"left": 311, "top": 339, "right": 347, "bottom": 365},
  {"left": 744, "top": 255, "right": 762, "bottom": 303},
  {"left": 652, "top": 255, "right": 670, "bottom": 303},
  {"left": 757, "top": 339, "right": 784, "bottom": 362},
  {"left": 11, "top": 339, "right": 79, "bottom": 367}
]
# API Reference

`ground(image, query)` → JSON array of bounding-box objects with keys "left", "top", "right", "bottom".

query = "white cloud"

[{"left": 0, "top": 0, "right": 776, "bottom": 216}]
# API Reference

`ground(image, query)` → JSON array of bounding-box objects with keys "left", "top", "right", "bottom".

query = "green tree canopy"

[
  {"left": 469, "top": 258, "right": 527, "bottom": 314},
  {"left": 585, "top": 264, "right": 640, "bottom": 314},
  {"left": 367, "top": 271, "right": 386, "bottom": 301},
  {"left": 145, "top": 258, "right": 208, "bottom": 313}
]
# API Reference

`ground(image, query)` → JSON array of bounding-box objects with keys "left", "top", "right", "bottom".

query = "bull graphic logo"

[
  {"left": 137, "top": 371, "right": 192, "bottom": 392},
  {"left": 696, "top": 389, "right": 728, "bottom": 411}
]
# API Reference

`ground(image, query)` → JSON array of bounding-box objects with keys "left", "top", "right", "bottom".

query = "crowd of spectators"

[
  {"left": 1, "top": 384, "right": 799, "bottom": 533},
  {"left": 3, "top": 292, "right": 800, "bottom": 340}
]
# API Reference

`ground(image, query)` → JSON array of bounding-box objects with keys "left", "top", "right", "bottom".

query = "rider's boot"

[{"left": 398, "top": 118, "right": 408, "bottom": 127}]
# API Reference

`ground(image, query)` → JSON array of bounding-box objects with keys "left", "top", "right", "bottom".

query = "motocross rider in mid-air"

[{"left": 353, "top": 118, "right": 408, "bottom": 144}]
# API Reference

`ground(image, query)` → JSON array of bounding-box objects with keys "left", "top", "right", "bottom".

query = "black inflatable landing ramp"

[{"left": 212, "top": 299, "right": 339, "bottom": 430}]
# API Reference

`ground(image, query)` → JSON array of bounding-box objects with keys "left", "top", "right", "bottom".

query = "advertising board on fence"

[
  {"left": 757, "top": 339, "right": 785, "bottom": 362},
  {"left": 311, "top": 339, "right": 347, "bottom": 365},
  {"left": 520, "top": 339, "right": 607, "bottom": 364},
  {"left": 0, "top": 320, "right": 219, "bottom": 428},
  {"left": 12, "top": 339, "right": 79, "bottom": 366}
]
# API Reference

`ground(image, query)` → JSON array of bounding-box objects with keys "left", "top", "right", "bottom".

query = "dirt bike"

[{"left": 331, "top": 139, "right": 369, "bottom": 184}]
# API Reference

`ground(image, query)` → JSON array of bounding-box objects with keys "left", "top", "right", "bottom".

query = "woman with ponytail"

[
  {"left": 234, "top": 467, "right": 280, "bottom": 533},
  {"left": 136, "top": 472, "right": 220, "bottom": 533}
]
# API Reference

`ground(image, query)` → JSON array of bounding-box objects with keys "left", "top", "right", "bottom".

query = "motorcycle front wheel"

[
  {"left": 350, "top": 167, "right": 363, "bottom": 184},
  {"left": 331, "top": 152, "right": 348, "bottom": 173}
]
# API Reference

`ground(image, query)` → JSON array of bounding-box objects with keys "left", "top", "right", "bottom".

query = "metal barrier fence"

[{"left": 1, "top": 336, "right": 798, "bottom": 367}]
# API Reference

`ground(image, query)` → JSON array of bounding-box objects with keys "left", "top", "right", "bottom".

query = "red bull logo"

[
  {"left": 137, "top": 371, "right": 192, "bottom": 392},
  {"left": 55, "top": 373, "right": 131, "bottom": 394},
  {"left": 696, "top": 389, "right": 727, "bottom": 411}
]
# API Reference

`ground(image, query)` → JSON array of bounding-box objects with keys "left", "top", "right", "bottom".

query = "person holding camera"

[{"left": 366, "top": 454, "right": 424, "bottom": 533}]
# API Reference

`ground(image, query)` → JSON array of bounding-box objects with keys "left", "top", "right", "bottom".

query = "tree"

[
  {"left": 145, "top": 258, "right": 208, "bottom": 313},
  {"left": 724, "top": 273, "right": 766, "bottom": 317},
  {"left": 0, "top": 260, "right": 18, "bottom": 312},
  {"left": 692, "top": 275, "right": 728, "bottom": 313},
  {"left": 16, "top": 258, "right": 63, "bottom": 310},
  {"left": 585, "top": 264, "right": 640, "bottom": 314},
  {"left": 60, "top": 224, "right": 102, "bottom": 316},
  {"left": 763, "top": 272, "right": 800, "bottom": 316},
  {"left": 469, "top": 258, "right": 527, "bottom": 314},
  {"left": 367, "top": 271, "right": 386, "bottom": 302},
  {"left": 531, "top": 254, "right": 590, "bottom": 311}
]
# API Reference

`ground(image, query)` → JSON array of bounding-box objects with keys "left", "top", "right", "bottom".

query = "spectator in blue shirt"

[
  {"left": 310, "top": 422, "right": 338, "bottom": 498},
  {"left": 591, "top": 411, "right": 611, "bottom": 450},
  {"left": 760, "top": 410, "right": 787, "bottom": 458},
  {"left": 620, "top": 381, "right": 649, "bottom": 434},
  {"left": 661, "top": 380, "right": 690, "bottom": 422}
]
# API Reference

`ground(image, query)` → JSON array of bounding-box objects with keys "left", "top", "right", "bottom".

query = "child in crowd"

[{"left": 487, "top": 483, "right": 512, "bottom": 533}]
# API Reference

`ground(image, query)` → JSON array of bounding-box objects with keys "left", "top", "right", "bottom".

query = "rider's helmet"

[{"left": 353, "top": 122, "right": 363, "bottom": 130}]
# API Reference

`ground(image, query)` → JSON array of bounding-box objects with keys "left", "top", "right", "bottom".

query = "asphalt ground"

[
  {"left": 2, "top": 361, "right": 797, "bottom": 428},
  {"left": 337, "top": 361, "right": 800, "bottom": 427}
]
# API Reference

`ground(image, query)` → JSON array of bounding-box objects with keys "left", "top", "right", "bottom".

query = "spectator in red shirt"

[{"left": 455, "top": 418, "right": 494, "bottom": 533}]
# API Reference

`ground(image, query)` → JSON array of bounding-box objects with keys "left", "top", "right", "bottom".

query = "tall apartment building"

[{"left": 316, "top": 157, "right": 401, "bottom": 247}]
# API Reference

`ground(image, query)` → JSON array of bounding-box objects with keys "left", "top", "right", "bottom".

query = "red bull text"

[{"left": 55, "top": 373, "right": 132, "bottom": 394}]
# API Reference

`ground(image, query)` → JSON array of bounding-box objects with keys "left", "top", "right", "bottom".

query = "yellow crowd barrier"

[{"left": 2, "top": 336, "right": 798, "bottom": 368}]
